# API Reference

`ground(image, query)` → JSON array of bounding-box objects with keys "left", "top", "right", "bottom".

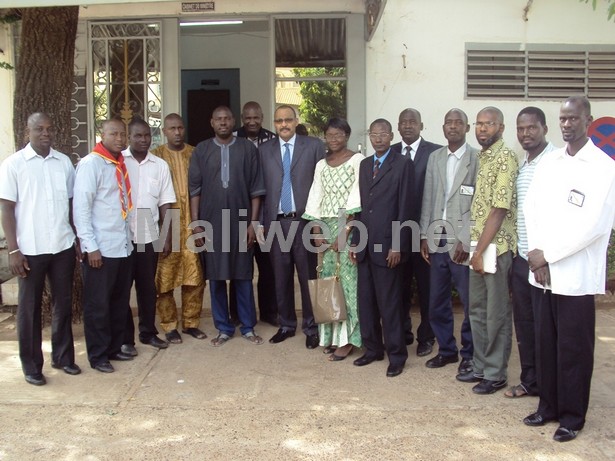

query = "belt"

[{"left": 277, "top": 212, "right": 297, "bottom": 218}]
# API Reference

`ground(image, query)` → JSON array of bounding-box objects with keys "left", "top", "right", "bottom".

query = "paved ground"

[{"left": 0, "top": 303, "right": 614, "bottom": 461}]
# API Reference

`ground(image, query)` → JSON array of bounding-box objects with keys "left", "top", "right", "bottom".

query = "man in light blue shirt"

[{"left": 73, "top": 119, "right": 135, "bottom": 373}]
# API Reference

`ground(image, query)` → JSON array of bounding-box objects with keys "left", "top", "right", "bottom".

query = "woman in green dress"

[{"left": 303, "top": 118, "right": 363, "bottom": 361}]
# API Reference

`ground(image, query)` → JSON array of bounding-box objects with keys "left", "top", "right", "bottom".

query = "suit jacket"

[
  {"left": 259, "top": 135, "right": 326, "bottom": 228},
  {"left": 419, "top": 143, "right": 479, "bottom": 261},
  {"left": 352, "top": 150, "right": 417, "bottom": 267},
  {"left": 391, "top": 138, "right": 442, "bottom": 210}
]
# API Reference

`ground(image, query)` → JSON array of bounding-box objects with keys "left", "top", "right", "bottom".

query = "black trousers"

[
  {"left": 269, "top": 218, "right": 317, "bottom": 335},
  {"left": 402, "top": 251, "right": 434, "bottom": 344},
  {"left": 510, "top": 255, "right": 539, "bottom": 393},
  {"left": 229, "top": 244, "right": 278, "bottom": 322},
  {"left": 82, "top": 254, "right": 133, "bottom": 367},
  {"left": 124, "top": 243, "right": 159, "bottom": 345},
  {"left": 17, "top": 246, "right": 76, "bottom": 375},
  {"left": 357, "top": 254, "right": 408, "bottom": 367},
  {"left": 533, "top": 288, "right": 595, "bottom": 430}
]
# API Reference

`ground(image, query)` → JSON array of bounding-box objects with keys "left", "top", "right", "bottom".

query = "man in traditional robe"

[
  {"left": 189, "top": 106, "right": 266, "bottom": 346},
  {"left": 153, "top": 114, "right": 207, "bottom": 344}
]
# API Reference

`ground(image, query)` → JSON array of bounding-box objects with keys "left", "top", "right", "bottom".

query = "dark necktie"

[
  {"left": 373, "top": 159, "right": 381, "bottom": 178},
  {"left": 406, "top": 145, "right": 413, "bottom": 161}
]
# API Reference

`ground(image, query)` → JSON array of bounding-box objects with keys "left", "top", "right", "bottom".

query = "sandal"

[
  {"left": 504, "top": 383, "right": 533, "bottom": 398},
  {"left": 210, "top": 333, "right": 231, "bottom": 347},
  {"left": 323, "top": 346, "right": 337, "bottom": 354},
  {"left": 242, "top": 331, "right": 264, "bottom": 345},
  {"left": 182, "top": 328, "right": 207, "bottom": 340}
]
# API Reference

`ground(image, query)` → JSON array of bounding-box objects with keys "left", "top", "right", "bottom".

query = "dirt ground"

[{"left": 0, "top": 302, "right": 614, "bottom": 461}]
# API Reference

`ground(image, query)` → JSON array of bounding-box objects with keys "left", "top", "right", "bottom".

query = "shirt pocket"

[
  {"left": 146, "top": 177, "right": 160, "bottom": 199},
  {"left": 53, "top": 172, "right": 69, "bottom": 201}
]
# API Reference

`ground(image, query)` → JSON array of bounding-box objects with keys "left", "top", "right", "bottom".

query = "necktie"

[
  {"left": 373, "top": 159, "right": 381, "bottom": 178},
  {"left": 406, "top": 145, "right": 414, "bottom": 161},
  {"left": 281, "top": 143, "right": 293, "bottom": 213}
]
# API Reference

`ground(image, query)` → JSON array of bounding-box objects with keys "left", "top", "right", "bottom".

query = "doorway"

[{"left": 181, "top": 68, "right": 241, "bottom": 146}]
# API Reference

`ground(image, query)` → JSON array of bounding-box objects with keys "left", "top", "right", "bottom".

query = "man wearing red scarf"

[{"left": 73, "top": 119, "right": 135, "bottom": 373}]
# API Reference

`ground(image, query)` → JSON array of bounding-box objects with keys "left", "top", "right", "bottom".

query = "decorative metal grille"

[{"left": 89, "top": 22, "right": 162, "bottom": 147}]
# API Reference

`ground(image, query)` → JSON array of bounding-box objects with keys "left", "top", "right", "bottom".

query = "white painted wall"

[
  {"left": 366, "top": 0, "right": 615, "bottom": 153},
  {"left": 180, "top": 27, "right": 272, "bottom": 126},
  {"left": 0, "top": 24, "right": 14, "bottom": 164}
]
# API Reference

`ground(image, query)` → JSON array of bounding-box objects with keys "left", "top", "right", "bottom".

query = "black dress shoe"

[
  {"left": 93, "top": 361, "right": 114, "bottom": 373},
  {"left": 417, "top": 339, "right": 435, "bottom": 357},
  {"left": 456, "top": 370, "right": 484, "bottom": 383},
  {"left": 182, "top": 328, "right": 207, "bottom": 339},
  {"left": 269, "top": 329, "right": 295, "bottom": 344},
  {"left": 405, "top": 331, "right": 415, "bottom": 346},
  {"left": 142, "top": 336, "right": 169, "bottom": 349},
  {"left": 472, "top": 379, "right": 507, "bottom": 394},
  {"left": 305, "top": 334, "right": 319, "bottom": 349},
  {"left": 523, "top": 412, "right": 557, "bottom": 427},
  {"left": 25, "top": 373, "right": 46, "bottom": 386},
  {"left": 52, "top": 363, "right": 82, "bottom": 375},
  {"left": 425, "top": 354, "right": 459, "bottom": 368},
  {"left": 353, "top": 354, "right": 384, "bottom": 367},
  {"left": 109, "top": 352, "right": 134, "bottom": 361},
  {"left": 121, "top": 344, "right": 138, "bottom": 356},
  {"left": 553, "top": 426, "right": 578, "bottom": 442},
  {"left": 457, "top": 358, "right": 474, "bottom": 375},
  {"left": 386, "top": 364, "right": 404, "bottom": 377},
  {"left": 166, "top": 330, "right": 183, "bottom": 344}
]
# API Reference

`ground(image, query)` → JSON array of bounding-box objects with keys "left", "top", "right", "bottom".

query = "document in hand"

[{"left": 469, "top": 242, "right": 497, "bottom": 273}]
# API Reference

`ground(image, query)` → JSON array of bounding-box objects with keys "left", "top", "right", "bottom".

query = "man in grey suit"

[
  {"left": 391, "top": 108, "right": 442, "bottom": 356},
  {"left": 419, "top": 108, "right": 478, "bottom": 375},
  {"left": 259, "top": 105, "right": 326, "bottom": 348}
]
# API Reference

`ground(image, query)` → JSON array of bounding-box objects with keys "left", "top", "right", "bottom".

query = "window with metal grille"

[{"left": 466, "top": 44, "right": 615, "bottom": 100}]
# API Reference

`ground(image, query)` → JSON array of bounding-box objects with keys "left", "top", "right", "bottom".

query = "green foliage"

[
  {"left": 0, "top": 61, "right": 13, "bottom": 70},
  {"left": 292, "top": 67, "right": 346, "bottom": 136},
  {"left": 0, "top": 11, "right": 20, "bottom": 70},
  {"left": 608, "top": 230, "right": 615, "bottom": 278},
  {"left": 580, "top": 0, "right": 615, "bottom": 21}
]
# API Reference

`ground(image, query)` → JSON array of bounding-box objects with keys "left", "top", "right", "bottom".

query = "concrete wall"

[
  {"left": 366, "top": 0, "right": 615, "bottom": 152},
  {"left": 0, "top": 24, "right": 15, "bottom": 165}
]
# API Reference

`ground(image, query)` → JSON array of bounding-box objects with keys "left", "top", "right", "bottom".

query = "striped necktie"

[
  {"left": 280, "top": 143, "right": 293, "bottom": 213},
  {"left": 373, "top": 159, "right": 381, "bottom": 178}
]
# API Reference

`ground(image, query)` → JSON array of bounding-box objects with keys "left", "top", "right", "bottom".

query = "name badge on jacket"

[
  {"left": 460, "top": 185, "right": 474, "bottom": 196},
  {"left": 568, "top": 189, "right": 585, "bottom": 207}
]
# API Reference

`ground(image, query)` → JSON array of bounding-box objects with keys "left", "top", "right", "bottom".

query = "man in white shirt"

[
  {"left": 0, "top": 113, "right": 80, "bottom": 385},
  {"left": 120, "top": 118, "right": 176, "bottom": 356},
  {"left": 505, "top": 107, "right": 556, "bottom": 399},
  {"left": 523, "top": 96, "right": 615, "bottom": 442},
  {"left": 73, "top": 119, "right": 135, "bottom": 373}
]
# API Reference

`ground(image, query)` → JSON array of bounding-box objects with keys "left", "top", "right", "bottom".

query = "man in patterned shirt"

[{"left": 456, "top": 106, "right": 518, "bottom": 395}]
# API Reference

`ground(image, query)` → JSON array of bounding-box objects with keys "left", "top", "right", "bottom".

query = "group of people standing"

[{"left": 1, "top": 95, "right": 613, "bottom": 443}]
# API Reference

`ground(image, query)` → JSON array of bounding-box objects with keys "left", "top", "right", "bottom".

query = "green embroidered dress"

[{"left": 303, "top": 153, "right": 363, "bottom": 348}]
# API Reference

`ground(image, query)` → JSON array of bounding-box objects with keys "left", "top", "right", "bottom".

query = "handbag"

[{"left": 308, "top": 249, "right": 348, "bottom": 324}]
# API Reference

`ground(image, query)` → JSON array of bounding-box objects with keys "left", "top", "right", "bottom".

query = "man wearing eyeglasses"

[
  {"left": 391, "top": 108, "right": 442, "bottom": 357},
  {"left": 456, "top": 107, "right": 518, "bottom": 395},
  {"left": 259, "top": 105, "right": 326, "bottom": 349},
  {"left": 350, "top": 118, "right": 416, "bottom": 377}
]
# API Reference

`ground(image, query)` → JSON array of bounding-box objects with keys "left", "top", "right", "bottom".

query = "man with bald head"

[
  {"left": 74, "top": 119, "right": 135, "bottom": 373},
  {"left": 0, "top": 113, "right": 80, "bottom": 385},
  {"left": 456, "top": 107, "right": 518, "bottom": 395},
  {"left": 419, "top": 109, "right": 478, "bottom": 375},
  {"left": 523, "top": 96, "right": 615, "bottom": 441},
  {"left": 153, "top": 113, "right": 207, "bottom": 344},
  {"left": 230, "top": 101, "right": 278, "bottom": 326},
  {"left": 189, "top": 106, "right": 266, "bottom": 346},
  {"left": 392, "top": 108, "right": 442, "bottom": 357}
]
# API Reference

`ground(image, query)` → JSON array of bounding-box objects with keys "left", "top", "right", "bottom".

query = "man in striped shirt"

[{"left": 505, "top": 107, "right": 556, "bottom": 398}]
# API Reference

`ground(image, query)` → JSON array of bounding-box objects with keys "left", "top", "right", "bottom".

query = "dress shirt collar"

[
  {"left": 122, "top": 147, "right": 156, "bottom": 164},
  {"left": 447, "top": 143, "right": 467, "bottom": 160},
  {"left": 402, "top": 137, "right": 422, "bottom": 155},
  {"left": 374, "top": 147, "right": 392, "bottom": 165},
  {"left": 563, "top": 138, "right": 596, "bottom": 163},
  {"left": 479, "top": 138, "right": 504, "bottom": 157},
  {"left": 23, "top": 143, "right": 61, "bottom": 161},
  {"left": 279, "top": 134, "right": 297, "bottom": 150}
]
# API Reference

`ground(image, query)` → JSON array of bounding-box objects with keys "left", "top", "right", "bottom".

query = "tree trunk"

[
  {"left": 13, "top": 6, "right": 78, "bottom": 154},
  {"left": 12, "top": 6, "right": 82, "bottom": 323}
]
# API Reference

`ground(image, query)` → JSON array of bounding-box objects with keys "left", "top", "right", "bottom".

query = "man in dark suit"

[
  {"left": 259, "top": 105, "right": 326, "bottom": 349},
  {"left": 391, "top": 108, "right": 442, "bottom": 356},
  {"left": 350, "top": 118, "right": 416, "bottom": 377}
]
